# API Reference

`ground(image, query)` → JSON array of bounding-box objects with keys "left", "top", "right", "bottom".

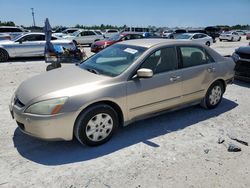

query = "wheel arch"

[{"left": 74, "top": 100, "right": 124, "bottom": 128}]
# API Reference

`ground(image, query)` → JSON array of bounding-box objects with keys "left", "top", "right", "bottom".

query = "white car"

[
  {"left": 53, "top": 28, "right": 80, "bottom": 38},
  {"left": 219, "top": 31, "right": 241, "bottom": 42},
  {"left": 103, "top": 29, "right": 119, "bottom": 38},
  {"left": 0, "top": 26, "right": 28, "bottom": 40},
  {"left": 175, "top": 33, "right": 213, "bottom": 46},
  {"left": 162, "top": 30, "right": 174, "bottom": 38},
  {"left": 63, "top": 30, "right": 104, "bottom": 46},
  {"left": 0, "top": 33, "right": 75, "bottom": 62}
]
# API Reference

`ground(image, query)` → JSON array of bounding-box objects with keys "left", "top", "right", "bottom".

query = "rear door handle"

[{"left": 170, "top": 76, "right": 181, "bottom": 82}]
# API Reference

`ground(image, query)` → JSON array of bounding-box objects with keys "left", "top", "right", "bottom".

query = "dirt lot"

[{"left": 0, "top": 38, "right": 250, "bottom": 188}]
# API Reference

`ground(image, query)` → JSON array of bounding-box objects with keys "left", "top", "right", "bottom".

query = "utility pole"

[{"left": 31, "top": 8, "right": 36, "bottom": 27}]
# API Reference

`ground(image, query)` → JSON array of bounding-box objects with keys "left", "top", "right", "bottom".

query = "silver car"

[
  {"left": 0, "top": 33, "right": 76, "bottom": 62},
  {"left": 10, "top": 39, "right": 235, "bottom": 146},
  {"left": 176, "top": 33, "right": 213, "bottom": 46}
]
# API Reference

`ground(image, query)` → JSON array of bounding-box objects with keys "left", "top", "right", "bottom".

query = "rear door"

[
  {"left": 177, "top": 45, "right": 216, "bottom": 103},
  {"left": 126, "top": 46, "right": 182, "bottom": 120}
]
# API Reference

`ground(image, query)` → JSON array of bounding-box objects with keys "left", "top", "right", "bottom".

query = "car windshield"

[
  {"left": 107, "top": 34, "right": 121, "bottom": 41},
  {"left": 95, "top": 31, "right": 102, "bottom": 35},
  {"left": 176, "top": 34, "right": 192, "bottom": 39},
  {"left": 12, "top": 33, "right": 25, "bottom": 41},
  {"left": 79, "top": 44, "right": 147, "bottom": 77}
]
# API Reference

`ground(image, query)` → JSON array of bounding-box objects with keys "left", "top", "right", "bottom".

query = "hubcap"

[
  {"left": 209, "top": 86, "right": 222, "bottom": 105},
  {"left": 85, "top": 113, "right": 113, "bottom": 142}
]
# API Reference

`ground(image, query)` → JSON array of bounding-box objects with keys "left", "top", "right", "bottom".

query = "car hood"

[
  {"left": 15, "top": 66, "right": 110, "bottom": 104},
  {"left": 236, "top": 46, "right": 250, "bottom": 55}
]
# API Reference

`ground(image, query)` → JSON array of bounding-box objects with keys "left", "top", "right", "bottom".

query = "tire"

[
  {"left": 238, "top": 37, "right": 241, "bottom": 41},
  {"left": 74, "top": 104, "right": 119, "bottom": 146},
  {"left": 201, "top": 81, "right": 224, "bottom": 109},
  {"left": 205, "top": 41, "right": 210, "bottom": 46},
  {"left": 0, "top": 48, "right": 9, "bottom": 62},
  {"left": 230, "top": 37, "right": 233, "bottom": 42}
]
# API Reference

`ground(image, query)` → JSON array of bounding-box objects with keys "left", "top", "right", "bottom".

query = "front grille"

[
  {"left": 14, "top": 98, "right": 25, "bottom": 108},
  {"left": 16, "top": 121, "right": 25, "bottom": 131}
]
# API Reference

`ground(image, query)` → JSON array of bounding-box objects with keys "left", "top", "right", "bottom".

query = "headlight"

[
  {"left": 25, "top": 97, "right": 68, "bottom": 115},
  {"left": 232, "top": 52, "right": 240, "bottom": 63}
]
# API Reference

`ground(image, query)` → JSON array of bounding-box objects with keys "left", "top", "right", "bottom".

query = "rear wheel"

[
  {"left": 74, "top": 104, "right": 118, "bottom": 146},
  {"left": 0, "top": 49, "right": 9, "bottom": 62},
  {"left": 201, "top": 81, "right": 224, "bottom": 109}
]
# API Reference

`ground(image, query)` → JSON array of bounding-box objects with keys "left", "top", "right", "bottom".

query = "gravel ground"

[{"left": 0, "top": 37, "right": 250, "bottom": 188}]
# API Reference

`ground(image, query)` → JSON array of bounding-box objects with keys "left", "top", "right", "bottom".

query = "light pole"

[{"left": 31, "top": 8, "right": 36, "bottom": 27}]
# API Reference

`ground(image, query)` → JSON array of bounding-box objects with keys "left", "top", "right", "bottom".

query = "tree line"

[{"left": 0, "top": 20, "right": 249, "bottom": 31}]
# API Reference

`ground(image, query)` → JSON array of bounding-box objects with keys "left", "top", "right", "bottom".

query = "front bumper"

[{"left": 10, "top": 103, "right": 78, "bottom": 141}]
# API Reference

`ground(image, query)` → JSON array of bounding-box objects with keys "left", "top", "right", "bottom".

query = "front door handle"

[
  {"left": 170, "top": 76, "right": 181, "bottom": 82},
  {"left": 207, "top": 67, "right": 215, "bottom": 73}
]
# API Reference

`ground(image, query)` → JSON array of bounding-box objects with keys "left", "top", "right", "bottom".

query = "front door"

[{"left": 126, "top": 46, "right": 182, "bottom": 120}]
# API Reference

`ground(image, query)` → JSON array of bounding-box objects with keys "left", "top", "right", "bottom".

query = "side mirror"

[
  {"left": 136, "top": 68, "right": 153, "bottom": 78},
  {"left": 18, "top": 40, "right": 23, "bottom": 44}
]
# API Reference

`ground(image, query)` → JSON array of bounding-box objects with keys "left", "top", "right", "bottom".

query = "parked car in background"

[
  {"left": 234, "top": 30, "right": 246, "bottom": 36},
  {"left": 53, "top": 28, "right": 80, "bottom": 38},
  {"left": 0, "top": 26, "right": 27, "bottom": 40},
  {"left": 123, "top": 27, "right": 150, "bottom": 33},
  {"left": 175, "top": 33, "right": 213, "bottom": 46},
  {"left": 204, "top": 26, "right": 220, "bottom": 42},
  {"left": 219, "top": 31, "right": 241, "bottom": 42},
  {"left": 0, "top": 33, "right": 11, "bottom": 41},
  {"left": 246, "top": 32, "right": 250, "bottom": 40},
  {"left": 91, "top": 32, "right": 143, "bottom": 53},
  {"left": 0, "top": 33, "right": 75, "bottom": 62},
  {"left": 63, "top": 30, "right": 104, "bottom": 46},
  {"left": 103, "top": 29, "right": 119, "bottom": 38},
  {"left": 173, "top": 29, "right": 187, "bottom": 38},
  {"left": 161, "top": 30, "right": 174, "bottom": 38},
  {"left": 10, "top": 39, "right": 235, "bottom": 146},
  {"left": 232, "top": 45, "right": 250, "bottom": 82}
]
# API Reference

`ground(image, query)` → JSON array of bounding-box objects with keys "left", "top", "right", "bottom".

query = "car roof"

[{"left": 120, "top": 38, "right": 204, "bottom": 48}]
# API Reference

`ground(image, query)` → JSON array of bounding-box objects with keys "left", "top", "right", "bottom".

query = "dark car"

[
  {"left": 204, "top": 26, "right": 220, "bottom": 42},
  {"left": 232, "top": 45, "right": 250, "bottom": 82},
  {"left": 91, "top": 32, "right": 143, "bottom": 53}
]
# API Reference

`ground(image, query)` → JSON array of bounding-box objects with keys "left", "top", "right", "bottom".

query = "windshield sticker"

[{"left": 124, "top": 48, "right": 138, "bottom": 54}]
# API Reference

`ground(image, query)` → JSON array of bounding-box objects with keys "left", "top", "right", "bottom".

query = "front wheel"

[
  {"left": 201, "top": 81, "right": 224, "bottom": 109},
  {"left": 74, "top": 104, "right": 118, "bottom": 146},
  {"left": 205, "top": 41, "right": 210, "bottom": 46},
  {"left": 0, "top": 49, "right": 9, "bottom": 62},
  {"left": 238, "top": 37, "right": 241, "bottom": 41}
]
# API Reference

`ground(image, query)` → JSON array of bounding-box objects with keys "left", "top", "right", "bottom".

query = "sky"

[{"left": 0, "top": 0, "right": 250, "bottom": 28}]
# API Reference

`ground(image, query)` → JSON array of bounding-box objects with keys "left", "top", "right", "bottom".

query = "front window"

[
  {"left": 176, "top": 34, "right": 192, "bottom": 39},
  {"left": 79, "top": 44, "right": 146, "bottom": 77}
]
